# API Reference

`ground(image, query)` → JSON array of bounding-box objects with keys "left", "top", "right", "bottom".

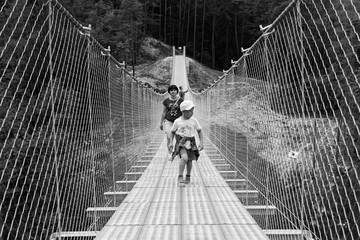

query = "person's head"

[
  {"left": 180, "top": 100, "right": 195, "bottom": 119},
  {"left": 168, "top": 85, "right": 179, "bottom": 94},
  {"left": 179, "top": 86, "right": 183, "bottom": 90}
]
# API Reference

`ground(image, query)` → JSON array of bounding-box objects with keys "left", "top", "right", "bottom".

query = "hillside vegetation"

[{"left": 135, "top": 37, "right": 222, "bottom": 92}]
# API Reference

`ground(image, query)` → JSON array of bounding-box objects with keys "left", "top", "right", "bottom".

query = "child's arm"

[{"left": 197, "top": 129, "right": 204, "bottom": 151}]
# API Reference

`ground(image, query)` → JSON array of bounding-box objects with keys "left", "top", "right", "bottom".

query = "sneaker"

[
  {"left": 178, "top": 175, "right": 184, "bottom": 184},
  {"left": 185, "top": 175, "right": 190, "bottom": 184}
]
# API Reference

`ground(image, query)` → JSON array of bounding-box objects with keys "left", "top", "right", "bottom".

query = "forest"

[{"left": 58, "top": 0, "right": 290, "bottom": 70}]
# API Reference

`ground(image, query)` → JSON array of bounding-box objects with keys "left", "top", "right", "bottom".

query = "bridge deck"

[{"left": 95, "top": 135, "right": 269, "bottom": 240}]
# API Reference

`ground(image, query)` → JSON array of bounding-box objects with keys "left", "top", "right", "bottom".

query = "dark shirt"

[{"left": 162, "top": 97, "right": 184, "bottom": 122}]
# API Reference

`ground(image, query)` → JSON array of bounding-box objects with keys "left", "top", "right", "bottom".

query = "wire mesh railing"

[
  {"left": 1, "top": 0, "right": 360, "bottom": 239},
  {"left": 191, "top": 0, "right": 360, "bottom": 239},
  {"left": 0, "top": 1, "right": 163, "bottom": 239}
]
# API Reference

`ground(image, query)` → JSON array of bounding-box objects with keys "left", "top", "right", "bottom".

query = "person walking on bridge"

[
  {"left": 160, "top": 85, "right": 184, "bottom": 157},
  {"left": 179, "top": 86, "right": 188, "bottom": 99},
  {"left": 168, "top": 100, "right": 204, "bottom": 185}
]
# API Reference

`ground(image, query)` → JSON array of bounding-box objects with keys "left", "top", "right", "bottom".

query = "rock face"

[
  {"left": 209, "top": 79, "right": 338, "bottom": 175},
  {"left": 135, "top": 38, "right": 222, "bottom": 92},
  {"left": 136, "top": 57, "right": 222, "bottom": 92},
  {"left": 135, "top": 57, "right": 173, "bottom": 91}
]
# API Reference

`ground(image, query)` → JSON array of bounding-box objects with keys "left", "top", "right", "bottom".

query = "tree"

[{"left": 193, "top": 0, "right": 198, "bottom": 59}]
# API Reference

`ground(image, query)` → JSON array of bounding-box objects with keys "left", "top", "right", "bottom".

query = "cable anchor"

[
  {"left": 231, "top": 59, "right": 239, "bottom": 68},
  {"left": 101, "top": 46, "right": 111, "bottom": 56},
  {"left": 259, "top": 24, "right": 272, "bottom": 32},
  {"left": 79, "top": 24, "right": 91, "bottom": 37},
  {"left": 260, "top": 24, "right": 275, "bottom": 36},
  {"left": 241, "top": 47, "right": 253, "bottom": 56}
]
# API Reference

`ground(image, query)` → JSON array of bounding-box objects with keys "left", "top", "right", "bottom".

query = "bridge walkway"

[{"left": 94, "top": 133, "right": 270, "bottom": 240}]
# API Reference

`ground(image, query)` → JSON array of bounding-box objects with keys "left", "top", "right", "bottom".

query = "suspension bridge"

[{"left": 1, "top": 0, "right": 359, "bottom": 239}]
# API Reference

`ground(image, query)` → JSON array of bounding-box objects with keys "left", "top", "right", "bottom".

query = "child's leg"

[
  {"left": 186, "top": 161, "right": 192, "bottom": 176},
  {"left": 185, "top": 150, "right": 197, "bottom": 183},
  {"left": 185, "top": 161, "right": 192, "bottom": 183},
  {"left": 178, "top": 148, "right": 188, "bottom": 176}
]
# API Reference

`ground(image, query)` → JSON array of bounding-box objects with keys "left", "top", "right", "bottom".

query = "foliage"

[{"left": 57, "top": 0, "right": 290, "bottom": 70}]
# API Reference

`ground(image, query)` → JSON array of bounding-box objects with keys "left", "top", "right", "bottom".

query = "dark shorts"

[
  {"left": 172, "top": 134, "right": 199, "bottom": 161},
  {"left": 185, "top": 149, "right": 197, "bottom": 161}
]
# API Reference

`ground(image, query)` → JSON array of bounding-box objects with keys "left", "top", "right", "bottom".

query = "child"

[{"left": 168, "top": 100, "right": 204, "bottom": 184}]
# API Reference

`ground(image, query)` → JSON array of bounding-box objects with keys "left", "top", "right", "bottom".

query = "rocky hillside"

[{"left": 134, "top": 37, "right": 222, "bottom": 92}]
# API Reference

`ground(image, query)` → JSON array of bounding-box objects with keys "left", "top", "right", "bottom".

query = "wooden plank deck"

[{"left": 94, "top": 136, "right": 270, "bottom": 240}]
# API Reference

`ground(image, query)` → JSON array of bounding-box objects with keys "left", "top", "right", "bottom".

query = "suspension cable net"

[
  {"left": 191, "top": 1, "right": 360, "bottom": 239},
  {"left": 1, "top": 0, "right": 360, "bottom": 239},
  {"left": 0, "top": 0, "right": 163, "bottom": 239}
]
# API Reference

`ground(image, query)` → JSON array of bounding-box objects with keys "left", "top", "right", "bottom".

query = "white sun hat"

[{"left": 180, "top": 100, "right": 195, "bottom": 111}]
